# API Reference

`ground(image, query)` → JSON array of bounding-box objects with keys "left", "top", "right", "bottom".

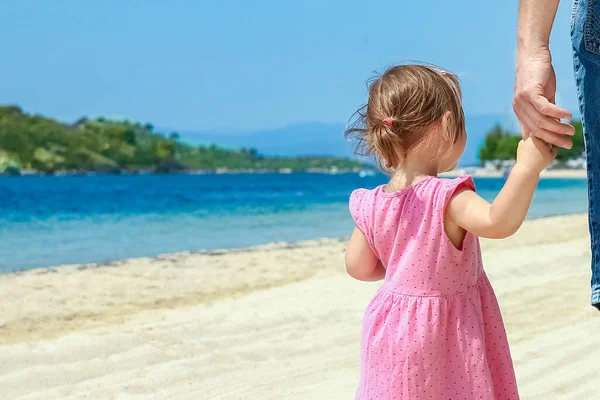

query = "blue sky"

[{"left": 0, "top": 0, "right": 577, "bottom": 132}]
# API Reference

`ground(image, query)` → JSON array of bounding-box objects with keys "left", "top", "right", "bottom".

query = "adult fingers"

[
  {"left": 530, "top": 93, "right": 572, "bottom": 120},
  {"left": 527, "top": 104, "right": 575, "bottom": 136},
  {"left": 520, "top": 102, "right": 574, "bottom": 148},
  {"left": 531, "top": 136, "right": 554, "bottom": 152},
  {"left": 513, "top": 101, "right": 532, "bottom": 139}
]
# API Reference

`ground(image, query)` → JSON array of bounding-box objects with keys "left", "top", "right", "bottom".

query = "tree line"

[{"left": 0, "top": 106, "right": 363, "bottom": 175}]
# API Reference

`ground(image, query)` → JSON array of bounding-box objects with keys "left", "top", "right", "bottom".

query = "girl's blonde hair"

[{"left": 345, "top": 64, "right": 465, "bottom": 171}]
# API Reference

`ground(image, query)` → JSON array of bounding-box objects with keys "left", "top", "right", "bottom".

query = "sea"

[{"left": 0, "top": 173, "right": 588, "bottom": 273}]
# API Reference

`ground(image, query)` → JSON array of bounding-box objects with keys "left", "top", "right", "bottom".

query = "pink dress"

[{"left": 350, "top": 175, "right": 519, "bottom": 400}]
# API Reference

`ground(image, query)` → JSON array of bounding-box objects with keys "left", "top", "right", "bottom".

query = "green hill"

[{"left": 0, "top": 106, "right": 365, "bottom": 175}]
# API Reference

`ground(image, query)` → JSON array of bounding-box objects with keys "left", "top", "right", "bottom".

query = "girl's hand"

[{"left": 515, "top": 136, "right": 557, "bottom": 175}]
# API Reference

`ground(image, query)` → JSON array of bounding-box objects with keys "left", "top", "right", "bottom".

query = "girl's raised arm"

[{"left": 447, "top": 137, "right": 556, "bottom": 239}]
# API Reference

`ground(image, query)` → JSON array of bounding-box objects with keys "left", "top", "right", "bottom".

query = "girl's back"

[
  {"left": 350, "top": 175, "right": 519, "bottom": 399},
  {"left": 351, "top": 175, "right": 482, "bottom": 296}
]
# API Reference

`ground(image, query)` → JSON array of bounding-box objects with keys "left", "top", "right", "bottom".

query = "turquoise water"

[{"left": 0, "top": 173, "right": 588, "bottom": 273}]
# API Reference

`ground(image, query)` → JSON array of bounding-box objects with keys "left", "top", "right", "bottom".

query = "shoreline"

[
  {"left": 2, "top": 167, "right": 371, "bottom": 177},
  {"left": 1, "top": 212, "right": 588, "bottom": 277},
  {"left": 441, "top": 167, "right": 587, "bottom": 179},
  {"left": 2, "top": 237, "right": 349, "bottom": 277},
  {"left": 2, "top": 167, "right": 588, "bottom": 178},
  {"left": 0, "top": 236, "right": 350, "bottom": 344}
]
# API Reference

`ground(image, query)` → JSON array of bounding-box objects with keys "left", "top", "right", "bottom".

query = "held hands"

[
  {"left": 513, "top": 51, "right": 575, "bottom": 149},
  {"left": 516, "top": 137, "right": 557, "bottom": 175}
]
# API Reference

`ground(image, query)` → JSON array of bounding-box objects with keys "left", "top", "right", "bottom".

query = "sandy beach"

[
  {"left": 540, "top": 168, "right": 588, "bottom": 178},
  {"left": 1, "top": 214, "right": 599, "bottom": 399}
]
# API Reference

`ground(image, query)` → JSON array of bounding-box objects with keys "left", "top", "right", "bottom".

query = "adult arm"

[{"left": 513, "top": 0, "right": 575, "bottom": 148}]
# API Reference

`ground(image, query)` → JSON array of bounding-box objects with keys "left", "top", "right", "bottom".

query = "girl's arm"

[
  {"left": 345, "top": 227, "right": 385, "bottom": 281},
  {"left": 447, "top": 137, "right": 556, "bottom": 239}
]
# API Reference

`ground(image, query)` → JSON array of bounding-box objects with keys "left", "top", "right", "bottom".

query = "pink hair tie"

[{"left": 382, "top": 118, "right": 393, "bottom": 127}]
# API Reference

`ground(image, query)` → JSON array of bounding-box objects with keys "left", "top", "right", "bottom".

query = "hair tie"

[{"left": 382, "top": 118, "right": 393, "bottom": 127}]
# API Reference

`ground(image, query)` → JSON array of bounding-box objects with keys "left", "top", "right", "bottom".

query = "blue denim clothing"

[{"left": 571, "top": 0, "right": 600, "bottom": 308}]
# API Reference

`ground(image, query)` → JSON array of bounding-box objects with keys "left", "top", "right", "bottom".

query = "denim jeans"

[{"left": 572, "top": 0, "right": 600, "bottom": 308}]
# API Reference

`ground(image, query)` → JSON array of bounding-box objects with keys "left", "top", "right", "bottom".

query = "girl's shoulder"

[
  {"left": 349, "top": 187, "right": 377, "bottom": 217},
  {"left": 350, "top": 175, "right": 475, "bottom": 201},
  {"left": 349, "top": 175, "right": 475, "bottom": 213},
  {"left": 433, "top": 174, "right": 476, "bottom": 192},
  {"left": 349, "top": 187, "right": 380, "bottom": 237},
  {"left": 428, "top": 175, "right": 477, "bottom": 209}
]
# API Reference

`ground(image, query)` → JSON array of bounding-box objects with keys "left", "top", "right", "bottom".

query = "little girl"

[{"left": 345, "top": 64, "right": 555, "bottom": 399}]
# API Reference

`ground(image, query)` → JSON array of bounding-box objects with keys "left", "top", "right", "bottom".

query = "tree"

[
  {"left": 556, "top": 120, "right": 584, "bottom": 161},
  {"left": 0, "top": 105, "right": 23, "bottom": 117},
  {"left": 121, "top": 129, "right": 136, "bottom": 145},
  {"left": 494, "top": 134, "right": 521, "bottom": 161},
  {"left": 155, "top": 141, "right": 175, "bottom": 160},
  {"left": 479, "top": 124, "right": 505, "bottom": 162}
]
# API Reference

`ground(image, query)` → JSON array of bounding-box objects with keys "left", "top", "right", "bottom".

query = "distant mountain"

[
  {"left": 175, "top": 122, "right": 355, "bottom": 158},
  {"left": 173, "top": 113, "right": 509, "bottom": 167}
]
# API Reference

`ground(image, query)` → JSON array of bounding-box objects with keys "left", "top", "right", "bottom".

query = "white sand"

[
  {"left": 0, "top": 215, "right": 599, "bottom": 399},
  {"left": 540, "top": 169, "right": 587, "bottom": 178}
]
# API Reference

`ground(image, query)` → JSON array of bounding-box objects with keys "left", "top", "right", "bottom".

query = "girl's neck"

[{"left": 385, "top": 166, "right": 438, "bottom": 192}]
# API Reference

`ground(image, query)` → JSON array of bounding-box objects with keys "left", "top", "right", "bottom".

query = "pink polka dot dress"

[{"left": 350, "top": 176, "right": 519, "bottom": 399}]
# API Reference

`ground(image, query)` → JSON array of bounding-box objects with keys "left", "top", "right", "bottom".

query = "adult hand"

[{"left": 513, "top": 49, "right": 575, "bottom": 148}]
